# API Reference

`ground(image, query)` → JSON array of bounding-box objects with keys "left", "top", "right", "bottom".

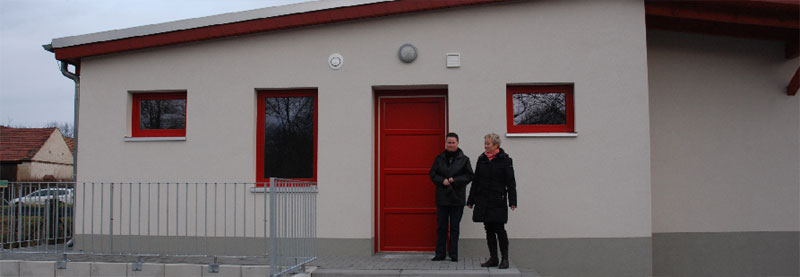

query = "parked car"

[{"left": 9, "top": 188, "right": 74, "bottom": 207}]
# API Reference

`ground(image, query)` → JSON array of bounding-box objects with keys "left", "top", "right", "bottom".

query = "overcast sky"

[{"left": 0, "top": 0, "right": 310, "bottom": 127}]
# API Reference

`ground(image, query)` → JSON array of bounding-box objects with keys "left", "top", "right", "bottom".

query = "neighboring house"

[
  {"left": 0, "top": 126, "right": 74, "bottom": 182},
  {"left": 63, "top": 136, "right": 75, "bottom": 156},
  {"left": 44, "top": 0, "right": 799, "bottom": 276}
]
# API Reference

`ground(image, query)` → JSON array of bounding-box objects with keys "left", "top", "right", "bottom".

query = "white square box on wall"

[{"left": 446, "top": 53, "right": 461, "bottom": 68}]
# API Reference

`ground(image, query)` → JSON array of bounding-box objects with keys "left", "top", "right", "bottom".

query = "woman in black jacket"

[
  {"left": 429, "top": 132, "right": 474, "bottom": 262},
  {"left": 467, "top": 133, "right": 517, "bottom": 269}
]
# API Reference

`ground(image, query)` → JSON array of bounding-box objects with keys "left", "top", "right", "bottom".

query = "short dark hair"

[{"left": 445, "top": 132, "right": 459, "bottom": 141}]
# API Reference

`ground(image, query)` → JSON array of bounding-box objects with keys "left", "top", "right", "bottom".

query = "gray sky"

[{"left": 0, "top": 0, "right": 310, "bottom": 127}]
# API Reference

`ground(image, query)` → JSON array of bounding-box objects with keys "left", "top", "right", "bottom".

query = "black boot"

[
  {"left": 480, "top": 256, "right": 498, "bottom": 267},
  {"left": 481, "top": 230, "right": 499, "bottom": 267},
  {"left": 498, "top": 230, "right": 509, "bottom": 269},
  {"left": 498, "top": 258, "right": 509, "bottom": 269}
]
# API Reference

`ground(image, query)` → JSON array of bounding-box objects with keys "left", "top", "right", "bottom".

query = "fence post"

[
  {"left": 269, "top": 177, "right": 277, "bottom": 277},
  {"left": 109, "top": 182, "right": 114, "bottom": 253}
]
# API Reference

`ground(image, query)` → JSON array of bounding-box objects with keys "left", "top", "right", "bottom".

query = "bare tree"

[
  {"left": 512, "top": 93, "right": 566, "bottom": 125},
  {"left": 1, "top": 119, "right": 74, "bottom": 138},
  {"left": 45, "top": 121, "right": 74, "bottom": 138},
  {"left": 139, "top": 99, "right": 185, "bottom": 129},
  {"left": 263, "top": 96, "right": 315, "bottom": 178}
]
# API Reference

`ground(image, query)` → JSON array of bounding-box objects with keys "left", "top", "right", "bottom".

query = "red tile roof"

[
  {"left": 63, "top": 136, "right": 75, "bottom": 154},
  {"left": 0, "top": 126, "right": 58, "bottom": 162}
]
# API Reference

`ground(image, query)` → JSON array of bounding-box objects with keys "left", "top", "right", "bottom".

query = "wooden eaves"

[{"left": 645, "top": 0, "right": 800, "bottom": 95}]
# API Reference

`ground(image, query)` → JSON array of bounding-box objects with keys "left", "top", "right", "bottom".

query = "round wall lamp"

[
  {"left": 328, "top": 53, "right": 343, "bottom": 70},
  {"left": 398, "top": 43, "right": 417, "bottom": 63}
]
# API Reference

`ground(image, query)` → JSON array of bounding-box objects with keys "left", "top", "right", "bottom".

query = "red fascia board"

[
  {"left": 645, "top": 2, "right": 799, "bottom": 29},
  {"left": 53, "top": 0, "right": 505, "bottom": 61},
  {"left": 788, "top": 67, "right": 799, "bottom": 96},
  {"left": 714, "top": 1, "right": 800, "bottom": 14}
]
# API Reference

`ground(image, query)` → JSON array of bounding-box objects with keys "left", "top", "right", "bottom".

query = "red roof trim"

[
  {"left": 645, "top": 0, "right": 799, "bottom": 62},
  {"left": 645, "top": 1, "right": 799, "bottom": 41},
  {"left": 645, "top": 1, "right": 799, "bottom": 29},
  {"left": 53, "top": 0, "right": 506, "bottom": 62},
  {"left": 788, "top": 67, "right": 799, "bottom": 96}
]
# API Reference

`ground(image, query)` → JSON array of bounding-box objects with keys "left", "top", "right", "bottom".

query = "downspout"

[
  {"left": 60, "top": 61, "right": 79, "bottom": 183},
  {"left": 44, "top": 43, "right": 79, "bottom": 182}
]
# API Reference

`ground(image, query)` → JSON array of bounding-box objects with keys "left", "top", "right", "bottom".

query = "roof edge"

[
  {"left": 51, "top": 0, "right": 389, "bottom": 49},
  {"left": 50, "top": 0, "right": 508, "bottom": 62}
]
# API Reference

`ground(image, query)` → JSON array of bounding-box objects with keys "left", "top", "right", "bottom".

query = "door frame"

[{"left": 373, "top": 89, "right": 448, "bottom": 252}]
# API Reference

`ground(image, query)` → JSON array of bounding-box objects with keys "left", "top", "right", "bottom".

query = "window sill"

[
  {"left": 124, "top": 136, "right": 186, "bottom": 142},
  {"left": 506, "top": 132, "right": 578, "bottom": 138}
]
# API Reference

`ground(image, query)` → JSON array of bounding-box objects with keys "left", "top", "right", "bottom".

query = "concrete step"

[{"left": 311, "top": 267, "right": 523, "bottom": 277}]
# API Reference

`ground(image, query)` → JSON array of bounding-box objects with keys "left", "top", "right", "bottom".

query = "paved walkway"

[{"left": 310, "top": 254, "right": 533, "bottom": 276}]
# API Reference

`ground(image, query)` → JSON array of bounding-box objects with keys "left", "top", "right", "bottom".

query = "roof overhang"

[
  {"left": 645, "top": 0, "right": 800, "bottom": 95},
  {"left": 48, "top": 0, "right": 507, "bottom": 64},
  {"left": 45, "top": 0, "right": 799, "bottom": 95}
]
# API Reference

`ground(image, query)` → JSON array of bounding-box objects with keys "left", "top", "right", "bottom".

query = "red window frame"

[
  {"left": 256, "top": 89, "right": 318, "bottom": 186},
  {"left": 132, "top": 92, "right": 187, "bottom": 137},
  {"left": 506, "top": 84, "right": 574, "bottom": 133}
]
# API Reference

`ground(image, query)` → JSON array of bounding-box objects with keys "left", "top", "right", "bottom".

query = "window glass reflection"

[
  {"left": 512, "top": 92, "right": 566, "bottom": 125},
  {"left": 139, "top": 99, "right": 186, "bottom": 129},
  {"left": 263, "top": 96, "right": 314, "bottom": 179}
]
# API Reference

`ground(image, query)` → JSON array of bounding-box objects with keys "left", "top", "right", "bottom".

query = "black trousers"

[
  {"left": 435, "top": 205, "right": 464, "bottom": 258},
  {"left": 483, "top": 222, "right": 508, "bottom": 259}
]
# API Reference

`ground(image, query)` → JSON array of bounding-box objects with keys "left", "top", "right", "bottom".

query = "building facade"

[{"left": 46, "top": 0, "right": 799, "bottom": 276}]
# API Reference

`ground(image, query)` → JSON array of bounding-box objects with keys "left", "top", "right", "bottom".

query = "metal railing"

[
  {"left": 0, "top": 180, "right": 318, "bottom": 276},
  {"left": 269, "top": 177, "right": 318, "bottom": 277},
  {"left": 0, "top": 182, "right": 73, "bottom": 255}
]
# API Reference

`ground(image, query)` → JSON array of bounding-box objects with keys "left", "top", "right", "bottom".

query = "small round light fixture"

[
  {"left": 328, "top": 53, "right": 343, "bottom": 70},
  {"left": 398, "top": 43, "right": 417, "bottom": 63}
]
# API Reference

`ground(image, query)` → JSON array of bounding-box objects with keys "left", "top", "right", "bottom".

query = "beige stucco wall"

[
  {"left": 76, "top": 0, "right": 650, "bottom": 239},
  {"left": 24, "top": 162, "right": 73, "bottom": 181},
  {"left": 31, "top": 130, "right": 73, "bottom": 164},
  {"left": 16, "top": 130, "right": 73, "bottom": 181},
  {"left": 14, "top": 163, "right": 31, "bottom": 181},
  {"left": 649, "top": 30, "right": 800, "bottom": 233}
]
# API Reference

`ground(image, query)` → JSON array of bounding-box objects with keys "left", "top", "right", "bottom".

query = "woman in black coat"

[
  {"left": 467, "top": 133, "right": 517, "bottom": 269},
  {"left": 429, "top": 132, "right": 474, "bottom": 262}
]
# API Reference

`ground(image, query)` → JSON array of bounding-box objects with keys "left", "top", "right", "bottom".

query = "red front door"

[{"left": 377, "top": 93, "right": 447, "bottom": 252}]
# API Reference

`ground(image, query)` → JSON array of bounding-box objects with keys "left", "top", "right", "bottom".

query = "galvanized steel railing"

[
  {"left": 269, "top": 177, "right": 318, "bottom": 277},
  {"left": 0, "top": 180, "right": 318, "bottom": 276},
  {"left": 0, "top": 182, "right": 73, "bottom": 256}
]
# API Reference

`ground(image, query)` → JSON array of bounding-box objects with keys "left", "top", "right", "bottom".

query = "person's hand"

[
  {"left": 510, "top": 205, "right": 516, "bottom": 211},
  {"left": 443, "top": 179, "right": 450, "bottom": 186},
  {"left": 448, "top": 177, "right": 455, "bottom": 184}
]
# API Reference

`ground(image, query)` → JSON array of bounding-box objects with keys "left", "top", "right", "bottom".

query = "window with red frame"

[
  {"left": 507, "top": 85, "right": 574, "bottom": 133},
  {"left": 132, "top": 92, "right": 187, "bottom": 137},
  {"left": 256, "top": 90, "right": 317, "bottom": 185}
]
